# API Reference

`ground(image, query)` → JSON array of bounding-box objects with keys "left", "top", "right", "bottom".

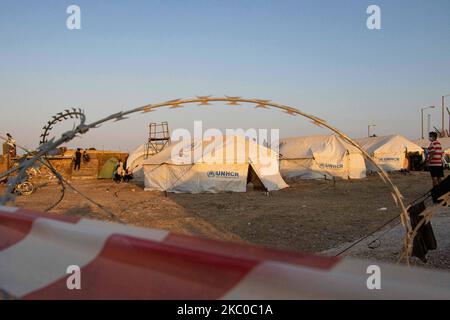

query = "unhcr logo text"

[
  {"left": 207, "top": 171, "right": 240, "bottom": 179},
  {"left": 319, "top": 163, "right": 344, "bottom": 170}
]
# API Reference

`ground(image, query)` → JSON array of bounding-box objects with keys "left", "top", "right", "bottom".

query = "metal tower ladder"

[{"left": 145, "top": 122, "right": 171, "bottom": 159}]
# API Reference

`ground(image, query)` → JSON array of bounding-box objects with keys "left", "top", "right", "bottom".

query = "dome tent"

[
  {"left": 126, "top": 143, "right": 170, "bottom": 184},
  {"left": 355, "top": 135, "right": 424, "bottom": 172},
  {"left": 98, "top": 157, "right": 119, "bottom": 179},
  {"left": 142, "top": 135, "right": 288, "bottom": 193},
  {"left": 415, "top": 137, "right": 450, "bottom": 155},
  {"left": 277, "top": 135, "right": 367, "bottom": 180}
]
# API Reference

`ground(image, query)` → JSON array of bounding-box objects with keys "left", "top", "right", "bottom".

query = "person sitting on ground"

[
  {"left": 114, "top": 161, "right": 125, "bottom": 183},
  {"left": 82, "top": 150, "right": 90, "bottom": 163},
  {"left": 123, "top": 167, "right": 134, "bottom": 183}
]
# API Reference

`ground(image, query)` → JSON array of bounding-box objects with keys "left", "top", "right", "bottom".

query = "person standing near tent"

[
  {"left": 73, "top": 148, "right": 82, "bottom": 171},
  {"left": 426, "top": 132, "right": 444, "bottom": 187}
]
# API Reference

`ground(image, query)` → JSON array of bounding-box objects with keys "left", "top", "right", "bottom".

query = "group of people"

[
  {"left": 73, "top": 148, "right": 132, "bottom": 183},
  {"left": 113, "top": 160, "right": 133, "bottom": 183}
]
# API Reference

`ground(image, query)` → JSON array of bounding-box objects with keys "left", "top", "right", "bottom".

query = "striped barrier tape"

[{"left": 1, "top": 206, "right": 450, "bottom": 300}]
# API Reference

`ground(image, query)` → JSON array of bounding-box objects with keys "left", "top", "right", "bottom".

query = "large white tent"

[
  {"left": 277, "top": 135, "right": 367, "bottom": 180},
  {"left": 141, "top": 135, "right": 288, "bottom": 193},
  {"left": 126, "top": 144, "right": 170, "bottom": 184},
  {"left": 126, "top": 144, "right": 147, "bottom": 183},
  {"left": 415, "top": 137, "right": 450, "bottom": 155},
  {"left": 355, "top": 135, "right": 424, "bottom": 172}
]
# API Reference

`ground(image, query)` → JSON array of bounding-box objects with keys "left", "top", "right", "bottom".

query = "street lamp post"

[
  {"left": 427, "top": 114, "right": 431, "bottom": 134},
  {"left": 368, "top": 124, "right": 376, "bottom": 137},
  {"left": 421, "top": 106, "right": 435, "bottom": 139},
  {"left": 442, "top": 94, "right": 450, "bottom": 135}
]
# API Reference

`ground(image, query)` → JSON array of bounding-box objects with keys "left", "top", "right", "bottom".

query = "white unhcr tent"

[
  {"left": 415, "top": 137, "right": 450, "bottom": 155},
  {"left": 277, "top": 135, "right": 367, "bottom": 180},
  {"left": 142, "top": 135, "right": 288, "bottom": 193},
  {"left": 127, "top": 144, "right": 170, "bottom": 184},
  {"left": 355, "top": 135, "right": 424, "bottom": 172},
  {"left": 126, "top": 144, "right": 147, "bottom": 183}
]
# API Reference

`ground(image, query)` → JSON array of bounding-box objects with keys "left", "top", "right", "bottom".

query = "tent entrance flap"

[{"left": 247, "top": 164, "right": 266, "bottom": 190}]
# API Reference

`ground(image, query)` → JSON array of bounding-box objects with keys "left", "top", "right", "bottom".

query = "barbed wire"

[
  {"left": 39, "top": 109, "right": 85, "bottom": 212},
  {"left": 1, "top": 109, "right": 120, "bottom": 221},
  {"left": 39, "top": 108, "right": 85, "bottom": 145},
  {"left": 0, "top": 96, "right": 414, "bottom": 264},
  {"left": 0, "top": 134, "right": 66, "bottom": 212}
]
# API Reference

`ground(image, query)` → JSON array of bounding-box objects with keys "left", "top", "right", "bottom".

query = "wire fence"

[{"left": 0, "top": 96, "right": 417, "bottom": 264}]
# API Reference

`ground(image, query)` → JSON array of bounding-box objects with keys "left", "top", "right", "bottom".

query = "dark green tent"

[{"left": 98, "top": 157, "right": 119, "bottom": 179}]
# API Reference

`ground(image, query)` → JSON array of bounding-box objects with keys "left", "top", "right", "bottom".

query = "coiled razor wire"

[
  {"left": 38, "top": 108, "right": 121, "bottom": 221},
  {"left": 0, "top": 134, "right": 66, "bottom": 212},
  {"left": 0, "top": 96, "right": 415, "bottom": 264},
  {"left": 1, "top": 109, "right": 122, "bottom": 222}
]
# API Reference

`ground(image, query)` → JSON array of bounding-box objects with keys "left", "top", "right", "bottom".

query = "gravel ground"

[
  {"left": 322, "top": 207, "right": 450, "bottom": 269},
  {"left": 2, "top": 171, "right": 449, "bottom": 270}
]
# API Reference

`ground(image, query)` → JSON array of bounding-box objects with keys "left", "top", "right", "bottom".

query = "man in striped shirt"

[{"left": 427, "top": 132, "right": 444, "bottom": 186}]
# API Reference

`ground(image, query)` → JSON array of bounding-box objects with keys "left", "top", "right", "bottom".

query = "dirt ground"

[{"left": 1, "top": 171, "right": 449, "bottom": 269}]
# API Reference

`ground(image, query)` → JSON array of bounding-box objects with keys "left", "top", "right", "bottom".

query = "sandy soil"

[
  {"left": 323, "top": 206, "right": 450, "bottom": 270},
  {"left": 1, "top": 171, "right": 449, "bottom": 269}
]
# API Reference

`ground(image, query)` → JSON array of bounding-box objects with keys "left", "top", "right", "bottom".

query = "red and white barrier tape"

[{"left": 1, "top": 206, "right": 449, "bottom": 300}]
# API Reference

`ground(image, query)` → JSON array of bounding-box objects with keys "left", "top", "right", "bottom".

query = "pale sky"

[{"left": 1, "top": 0, "right": 449, "bottom": 152}]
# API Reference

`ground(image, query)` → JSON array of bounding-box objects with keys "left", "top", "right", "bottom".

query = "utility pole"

[
  {"left": 443, "top": 95, "right": 445, "bottom": 135},
  {"left": 421, "top": 106, "right": 435, "bottom": 139},
  {"left": 443, "top": 94, "right": 450, "bottom": 136},
  {"left": 368, "top": 124, "right": 376, "bottom": 137}
]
